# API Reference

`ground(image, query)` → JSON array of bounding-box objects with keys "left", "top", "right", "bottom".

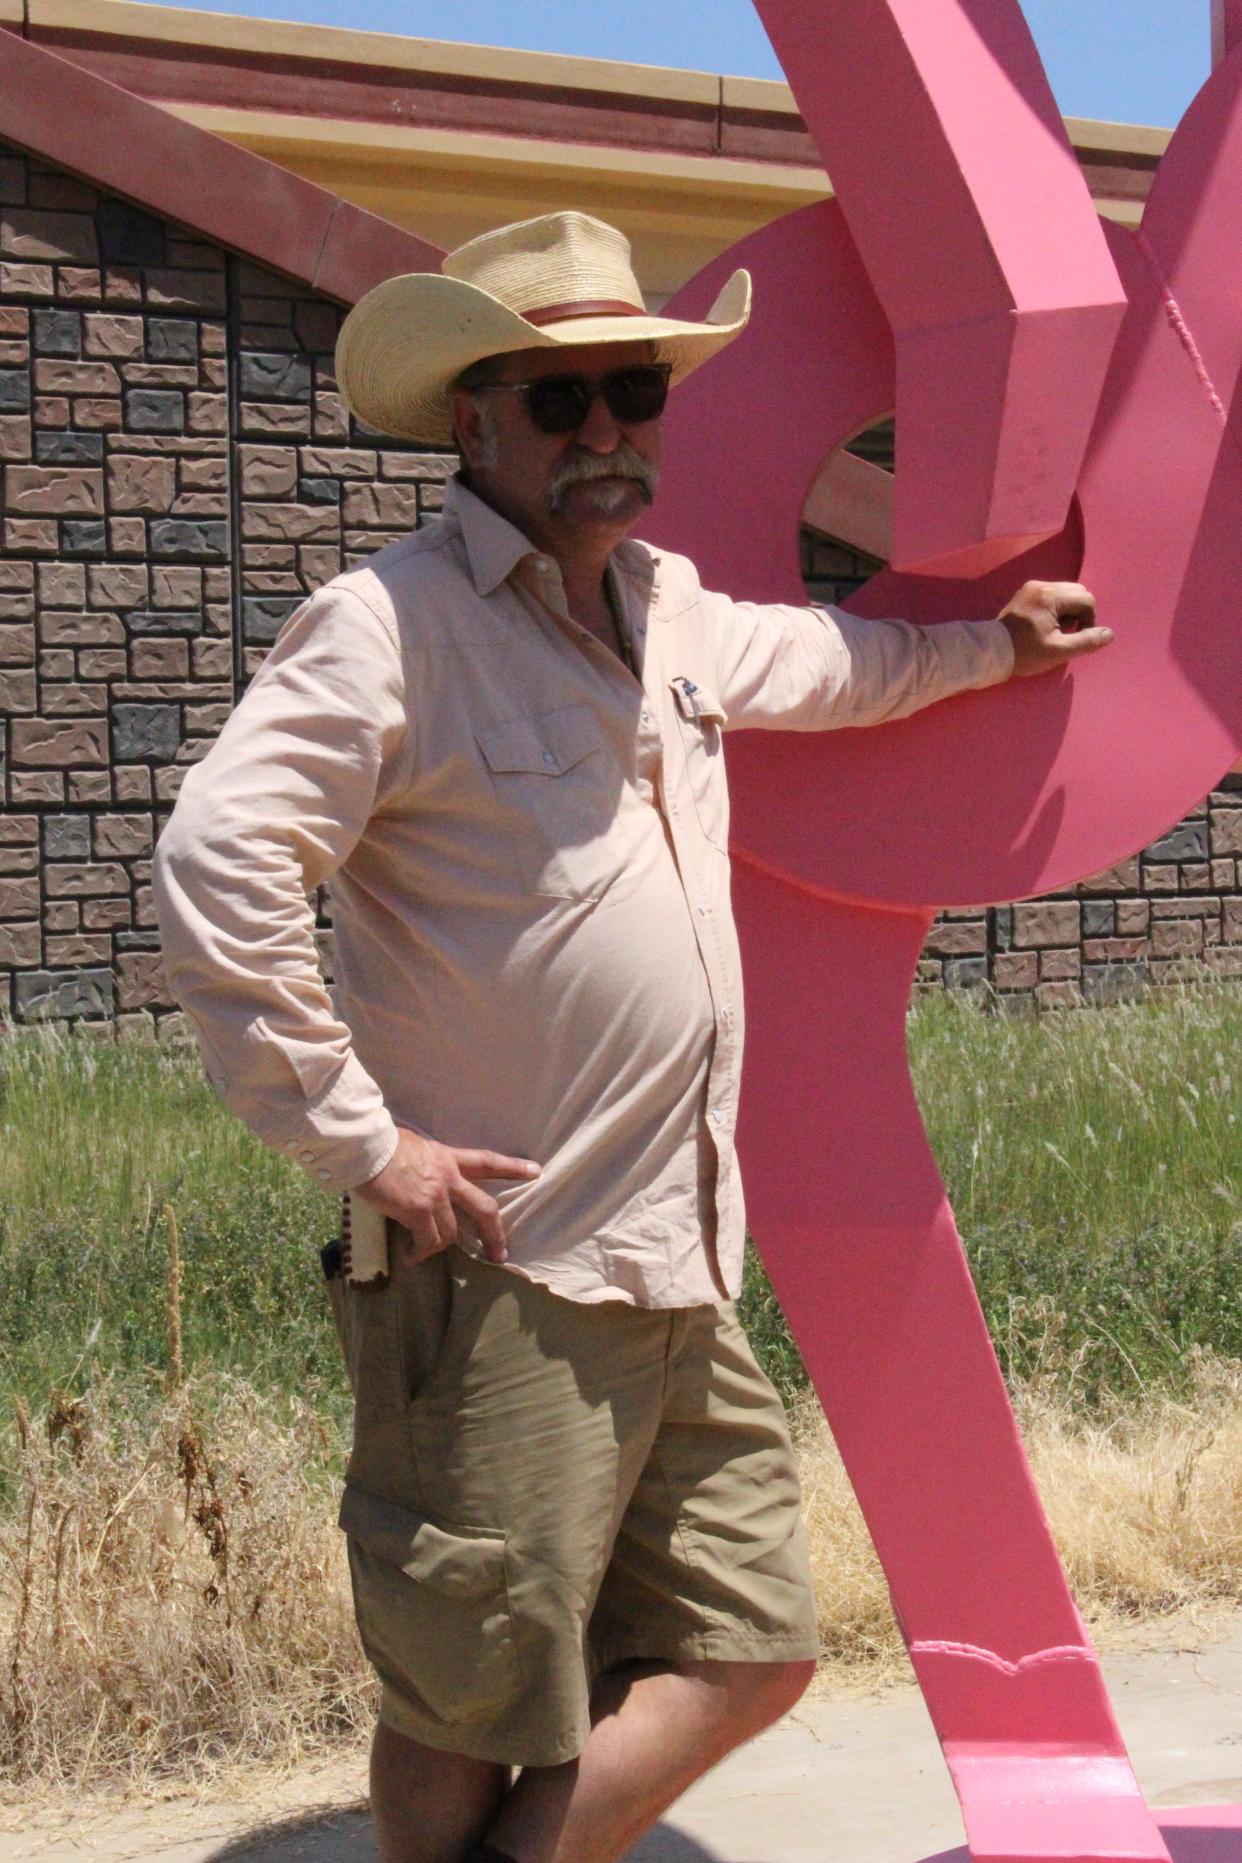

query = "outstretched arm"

[{"left": 704, "top": 577, "right": 1111, "bottom": 732}]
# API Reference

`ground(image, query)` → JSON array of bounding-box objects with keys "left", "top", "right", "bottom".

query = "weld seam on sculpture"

[
  {"left": 909, "top": 1641, "right": 1097, "bottom": 1677},
  {"left": 1134, "top": 229, "right": 1228, "bottom": 427},
  {"left": 728, "top": 843, "right": 933, "bottom": 920}
]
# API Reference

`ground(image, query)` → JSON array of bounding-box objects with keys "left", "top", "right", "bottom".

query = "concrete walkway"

[{"left": 7, "top": 1623, "right": 1242, "bottom": 1863}]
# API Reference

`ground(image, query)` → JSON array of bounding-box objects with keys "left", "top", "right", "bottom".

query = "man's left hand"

[{"left": 998, "top": 580, "right": 1113, "bottom": 677}]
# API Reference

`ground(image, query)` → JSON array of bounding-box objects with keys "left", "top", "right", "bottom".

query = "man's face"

[{"left": 451, "top": 340, "right": 663, "bottom": 552}]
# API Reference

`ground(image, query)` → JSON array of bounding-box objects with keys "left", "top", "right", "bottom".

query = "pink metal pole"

[
  {"left": 646, "top": 4, "right": 1242, "bottom": 1857},
  {"left": 1212, "top": 0, "right": 1242, "bottom": 65}
]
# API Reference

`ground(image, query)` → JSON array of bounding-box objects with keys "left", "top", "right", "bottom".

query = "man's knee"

[{"left": 682, "top": 1655, "right": 816, "bottom": 1742}]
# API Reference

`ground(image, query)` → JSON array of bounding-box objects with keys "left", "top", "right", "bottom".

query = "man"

[{"left": 153, "top": 211, "right": 1111, "bottom": 1863}]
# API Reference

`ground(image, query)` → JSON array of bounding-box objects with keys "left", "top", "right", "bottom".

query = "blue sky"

[{"left": 161, "top": 0, "right": 1210, "bottom": 128}]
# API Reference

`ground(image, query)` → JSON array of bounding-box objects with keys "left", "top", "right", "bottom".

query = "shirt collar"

[
  {"left": 442, "top": 475, "right": 542, "bottom": 597},
  {"left": 442, "top": 473, "right": 665, "bottom": 606}
]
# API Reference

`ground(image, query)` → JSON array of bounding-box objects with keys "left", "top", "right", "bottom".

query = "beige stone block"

[
  {"left": 130, "top": 638, "right": 189, "bottom": 679},
  {"left": 88, "top": 563, "right": 149, "bottom": 609},
  {"left": 1210, "top": 808, "right": 1242, "bottom": 856},
  {"left": 1012, "top": 901, "right": 1081, "bottom": 948},
  {"left": 240, "top": 445, "right": 297, "bottom": 497},
  {"left": 73, "top": 398, "right": 122, "bottom": 429},
  {"left": 240, "top": 402, "right": 310, "bottom": 436},
  {"left": 0, "top": 414, "right": 30, "bottom": 458},
  {"left": 10, "top": 718, "right": 108, "bottom": 766},
  {"left": 179, "top": 456, "right": 228, "bottom": 492},
  {"left": 34, "top": 359, "right": 120, "bottom": 395},
  {"left": 342, "top": 482, "right": 419, "bottom": 528},
  {"left": 5, "top": 465, "right": 103, "bottom": 514},
  {"left": 94, "top": 815, "right": 154, "bottom": 859},
  {"left": 0, "top": 263, "right": 54, "bottom": 297},
  {"left": 242, "top": 501, "right": 339, "bottom": 542},
  {"left": 152, "top": 566, "right": 202, "bottom": 608},
  {"left": 83, "top": 313, "right": 145, "bottom": 358},
  {"left": 5, "top": 517, "right": 57, "bottom": 549},
  {"left": 107, "top": 453, "right": 175, "bottom": 514},
  {"left": 299, "top": 446, "right": 377, "bottom": 479},
  {"left": 1, "top": 209, "right": 97, "bottom": 264}
]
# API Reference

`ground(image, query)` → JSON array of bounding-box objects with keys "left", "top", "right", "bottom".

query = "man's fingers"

[
  {"left": 1050, "top": 582, "right": 1095, "bottom": 618},
  {"left": 452, "top": 1177, "right": 509, "bottom": 1262},
  {"left": 453, "top": 1148, "right": 542, "bottom": 1183},
  {"left": 1054, "top": 623, "right": 1114, "bottom": 658},
  {"left": 405, "top": 1207, "right": 445, "bottom": 1261},
  {"left": 432, "top": 1191, "right": 458, "bottom": 1248}
]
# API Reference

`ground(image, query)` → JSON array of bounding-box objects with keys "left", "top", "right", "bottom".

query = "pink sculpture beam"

[
  {"left": 647, "top": 4, "right": 1242, "bottom": 1859},
  {"left": 753, "top": 0, "right": 1127, "bottom": 572},
  {"left": 1212, "top": 0, "right": 1242, "bottom": 64}
]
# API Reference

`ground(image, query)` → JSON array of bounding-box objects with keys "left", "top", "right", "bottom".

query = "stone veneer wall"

[
  {"left": 0, "top": 140, "right": 445, "bottom": 1034},
  {"left": 1, "top": 137, "right": 1239, "bottom": 1031}
]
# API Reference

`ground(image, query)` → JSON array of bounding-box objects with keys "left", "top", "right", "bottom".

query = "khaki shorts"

[{"left": 329, "top": 1243, "right": 819, "bottom": 1768}]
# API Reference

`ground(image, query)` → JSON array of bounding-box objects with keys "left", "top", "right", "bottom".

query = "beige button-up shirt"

[{"left": 154, "top": 476, "right": 1013, "bottom": 1307}]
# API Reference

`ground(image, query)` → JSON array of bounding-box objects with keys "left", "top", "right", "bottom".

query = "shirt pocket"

[
  {"left": 476, "top": 702, "right": 627, "bottom": 901},
  {"left": 669, "top": 676, "right": 730, "bottom": 851}
]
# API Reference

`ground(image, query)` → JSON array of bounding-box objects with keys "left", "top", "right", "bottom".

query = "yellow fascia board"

[
  {"left": 1063, "top": 115, "right": 1172, "bottom": 156},
  {"left": 721, "top": 75, "right": 802, "bottom": 114},
  {"left": 170, "top": 103, "right": 833, "bottom": 205},
  {"left": 33, "top": 2, "right": 1173, "bottom": 158},
  {"left": 29, "top": 0, "right": 719, "bottom": 105}
]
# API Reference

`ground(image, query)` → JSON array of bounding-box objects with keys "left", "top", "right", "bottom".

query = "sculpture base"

[{"left": 923, "top": 1807, "right": 1242, "bottom": 1863}]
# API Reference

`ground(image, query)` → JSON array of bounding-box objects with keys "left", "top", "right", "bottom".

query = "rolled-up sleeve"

[
  {"left": 152, "top": 586, "right": 409, "bottom": 1193},
  {"left": 699, "top": 589, "right": 1015, "bottom": 732}
]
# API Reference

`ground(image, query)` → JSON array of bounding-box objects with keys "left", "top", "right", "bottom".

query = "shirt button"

[
  {"left": 534, "top": 556, "right": 550, "bottom": 573},
  {"left": 696, "top": 904, "right": 708, "bottom": 917},
  {"left": 641, "top": 710, "right": 651, "bottom": 725},
  {"left": 710, "top": 1108, "right": 726, "bottom": 1126},
  {"left": 542, "top": 749, "right": 557, "bottom": 766},
  {"left": 721, "top": 1006, "right": 732, "bottom": 1021}
]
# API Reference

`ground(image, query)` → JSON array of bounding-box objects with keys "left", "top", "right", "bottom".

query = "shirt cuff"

[{"left": 264, "top": 1052, "right": 401, "bottom": 1195}]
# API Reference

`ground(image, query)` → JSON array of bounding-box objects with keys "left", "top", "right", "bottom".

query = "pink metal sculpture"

[{"left": 647, "top": 4, "right": 1242, "bottom": 1859}]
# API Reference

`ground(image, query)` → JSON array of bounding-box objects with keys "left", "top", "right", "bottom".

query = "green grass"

[
  {"left": 3, "top": 987, "right": 1242, "bottom": 1417},
  {"left": 0, "top": 1031, "right": 344, "bottom": 1422},
  {"left": 740, "top": 986, "right": 1242, "bottom": 1401}
]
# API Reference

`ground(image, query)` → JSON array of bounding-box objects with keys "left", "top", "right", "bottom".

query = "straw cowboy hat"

[{"left": 335, "top": 210, "right": 751, "bottom": 446}]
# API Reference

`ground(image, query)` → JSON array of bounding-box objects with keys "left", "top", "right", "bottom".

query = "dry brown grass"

[
  {"left": 0, "top": 1376, "right": 373, "bottom": 1811},
  {"left": 793, "top": 1350, "right": 1242, "bottom": 1688},
  {"left": 2, "top": 1360, "right": 1240, "bottom": 1808}
]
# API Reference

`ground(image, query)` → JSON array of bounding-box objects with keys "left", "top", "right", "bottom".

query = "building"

[{"left": 0, "top": 1, "right": 1238, "bottom": 1031}]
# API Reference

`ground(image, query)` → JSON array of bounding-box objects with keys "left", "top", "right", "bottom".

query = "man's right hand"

[{"left": 354, "top": 1127, "right": 541, "bottom": 1265}]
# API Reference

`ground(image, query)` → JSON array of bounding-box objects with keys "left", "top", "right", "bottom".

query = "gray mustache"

[{"left": 546, "top": 445, "right": 660, "bottom": 510}]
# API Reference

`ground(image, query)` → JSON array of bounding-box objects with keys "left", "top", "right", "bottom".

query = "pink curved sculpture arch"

[{"left": 646, "top": 6, "right": 1242, "bottom": 1860}]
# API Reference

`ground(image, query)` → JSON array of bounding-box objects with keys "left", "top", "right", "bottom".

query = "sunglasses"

[{"left": 471, "top": 362, "right": 672, "bottom": 435}]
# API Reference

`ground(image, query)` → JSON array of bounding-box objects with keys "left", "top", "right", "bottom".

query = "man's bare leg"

[
  {"left": 370, "top": 1719, "right": 507, "bottom": 1863},
  {"left": 484, "top": 1656, "right": 816, "bottom": 1863}
]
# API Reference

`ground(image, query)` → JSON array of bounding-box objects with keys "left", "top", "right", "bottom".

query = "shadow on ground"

[{"left": 205, "top": 1810, "right": 733, "bottom": 1861}]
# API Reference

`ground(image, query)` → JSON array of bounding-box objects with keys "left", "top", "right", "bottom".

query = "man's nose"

[{"left": 574, "top": 389, "right": 623, "bottom": 453}]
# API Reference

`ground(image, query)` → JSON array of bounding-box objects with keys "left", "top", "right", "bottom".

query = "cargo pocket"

[
  {"left": 670, "top": 677, "right": 729, "bottom": 850},
  {"left": 340, "top": 1482, "right": 518, "bottom": 1729},
  {"left": 476, "top": 703, "right": 625, "bottom": 900}
]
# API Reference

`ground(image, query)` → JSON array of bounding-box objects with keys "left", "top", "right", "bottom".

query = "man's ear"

[{"left": 452, "top": 390, "right": 486, "bottom": 470}]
